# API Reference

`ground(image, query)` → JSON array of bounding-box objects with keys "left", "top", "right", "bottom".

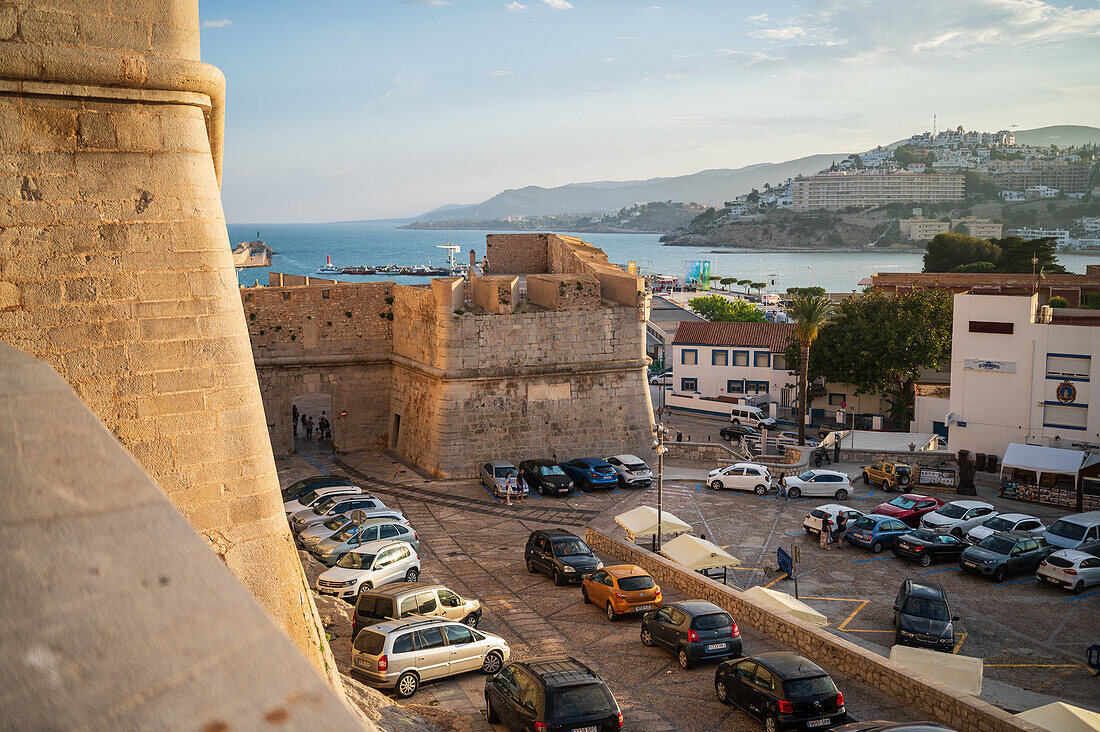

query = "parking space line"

[
  {"left": 918, "top": 567, "right": 957, "bottom": 575},
  {"left": 1066, "top": 588, "right": 1100, "bottom": 601},
  {"left": 985, "top": 663, "right": 1084, "bottom": 668},
  {"left": 762, "top": 573, "right": 787, "bottom": 589},
  {"left": 389, "top": 468, "right": 401, "bottom": 480},
  {"left": 479, "top": 484, "right": 501, "bottom": 503},
  {"left": 852, "top": 557, "right": 892, "bottom": 563},
  {"left": 837, "top": 600, "right": 870, "bottom": 631},
  {"left": 994, "top": 578, "right": 1035, "bottom": 588},
  {"left": 952, "top": 633, "right": 967, "bottom": 654}
]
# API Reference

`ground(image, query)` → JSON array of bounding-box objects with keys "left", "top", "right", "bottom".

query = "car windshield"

[
  {"left": 337, "top": 552, "right": 375, "bottom": 570},
  {"left": 784, "top": 675, "right": 838, "bottom": 698},
  {"left": 852, "top": 517, "right": 877, "bottom": 531},
  {"left": 352, "top": 630, "right": 386, "bottom": 655},
  {"left": 313, "top": 497, "right": 340, "bottom": 514},
  {"left": 1047, "top": 519, "right": 1087, "bottom": 541},
  {"left": 297, "top": 489, "right": 320, "bottom": 505},
  {"left": 937, "top": 504, "right": 968, "bottom": 519},
  {"left": 810, "top": 509, "right": 827, "bottom": 519},
  {"left": 691, "top": 612, "right": 732, "bottom": 630},
  {"left": 902, "top": 597, "right": 950, "bottom": 621},
  {"left": 977, "top": 536, "right": 1015, "bottom": 555},
  {"left": 538, "top": 465, "right": 566, "bottom": 476},
  {"left": 281, "top": 478, "right": 315, "bottom": 500},
  {"left": 333, "top": 526, "right": 357, "bottom": 542},
  {"left": 1046, "top": 555, "right": 1074, "bottom": 568},
  {"left": 983, "top": 516, "right": 1015, "bottom": 532},
  {"left": 888, "top": 496, "right": 919, "bottom": 510},
  {"left": 553, "top": 539, "right": 592, "bottom": 557},
  {"left": 624, "top": 462, "right": 647, "bottom": 471},
  {"left": 617, "top": 575, "right": 655, "bottom": 591},
  {"left": 593, "top": 465, "right": 616, "bottom": 474},
  {"left": 494, "top": 467, "right": 515, "bottom": 478},
  {"left": 798, "top": 471, "right": 816, "bottom": 480},
  {"left": 356, "top": 595, "right": 396, "bottom": 620},
  {"left": 323, "top": 517, "right": 348, "bottom": 530},
  {"left": 547, "top": 684, "right": 616, "bottom": 719}
]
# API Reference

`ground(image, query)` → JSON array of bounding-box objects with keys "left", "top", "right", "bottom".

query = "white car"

[
  {"left": 803, "top": 504, "right": 865, "bottom": 535},
  {"left": 1036, "top": 544, "right": 1100, "bottom": 594},
  {"left": 288, "top": 493, "right": 390, "bottom": 534},
  {"left": 708, "top": 462, "right": 772, "bottom": 494},
  {"left": 316, "top": 540, "right": 420, "bottom": 600},
  {"left": 920, "top": 500, "right": 997, "bottom": 537},
  {"left": 966, "top": 513, "right": 1047, "bottom": 544},
  {"left": 649, "top": 370, "right": 673, "bottom": 385},
  {"left": 284, "top": 484, "right": 361, "bottom": 515},
  {"left": 606, "top": 454, "right": 653, "bottom": 487},
  {"left": 783, "top": 469, "right": 854, "bottom": 499},
  {"left": 776, "top": 431, "right": 819, "bottom": 448}
]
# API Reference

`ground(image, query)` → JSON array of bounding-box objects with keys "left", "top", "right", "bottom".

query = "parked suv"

[
  {"left": 316, "top": 540, "right": 420, "bottom": 599},
  {"left": 714, "top": 652, "right": 847, "bottom": 731},
  {"left": 485, "top": 656, "right": 623, "bottom": 732},
  {"left": 860, "top": 461, "right": 913, "bottom": 491},
  {"left": 525, "top": 529, "right": 602, "bottom": 585},
  {"left": 311, "top": 517, "right": 417, "bottom": 566},
  {"left": 351, "top": 616, "right": 509, "bottom": 698},
  {"left": 959, "top": 531, "right": 1053, "bottom": 582},
  {"left": 892, "top": 580, "right": 958, "bottom": 652},
  {"left": 919, "top": 500, "right": 996, "bottom": 538},
  {"left": 288, "top": 493, "right": 391, "bottom": 535},
  {"left": 559, "top": 457, "right": 619, "bottom": 491},
  {"left": 606, "top": 454, "right": 653, "bottom": 488},
  {"left": 640, "top": 600, "right": 741, "bottom": 669},
  {"left": 281, "top": 475, "right": 355, "bottom": 504},
  {"left": 353, "top": 582, "right": 484, "bottom": 639},
  {"left": 284, "top": 485, "right": 360, "bottom": 516}
]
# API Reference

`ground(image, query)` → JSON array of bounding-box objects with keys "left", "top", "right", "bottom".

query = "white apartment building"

[
  {"left": 1026, "top": 185, "right": 1060, "bottom": 199},
  {"left": 1008, "top": 228, "right": 1071, "bottom": 247},
  {"left": 790, "top": 172, "right": 965, "bottom": 211},
  {"left": 1001, "top": 190, "right": 1025, "bottom": 202},
  {"left": 948, "top": 293, "right": 1100, "bottom": 458}
]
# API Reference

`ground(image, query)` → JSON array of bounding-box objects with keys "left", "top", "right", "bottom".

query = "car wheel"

[
  {"left": 358, "top": 582, "right": 373, "bottom": 595},
  {"left": 872, "top": 541, "right": 883, "bottom": 554},
  {"left": 485, "top": 694, "right": 499, "bottom": 723},
  {"left": 526, "top": 558, "right": 537, "bottom": 573},
  {"left": 581, "top": 586, "right": 590, "bottom": 603},
  {"left": 1073, "top": 580, "right": 1084, "bottom": 595},
  {"left": 464, "top": 613, "right": 480, "bottom": 628},
  {"left": 754, "top": 484, "right": 767, "bottom": 495},
  {"left": 395, "top": 671, "right": 419, "bottom": 698},
  {"left": 834, "top": 488, "right": 848, "bottom": 500},
  {"left": 553, "top": 569, "right": 564, "bottom": 586},
  {"left": 765, "top": 715, "right": 779, "bottom": 732},
  {"left": 732, "top": 418, "right": 740, "bottom": 425},
  {"left": 481, "top": 650, "right": 503, "bottom": 674},
  {"left": 640, "top": 626, "right": 654, "bottom": 647},
  {"left": 606, "top": 603, "right": 617, "bottom": 622},
  {"left": 715, "top": 680, "right": 731, "bottom": 705},
  {"left": 951, "top": 528, "right": 963, "bottom": 539},
  {"left": 899, "top": 474, "right": 911, "bottom": 486},
  {"left": 711, "top": 480, "right": 724, "bottom": 490},
  {"left": 678, "top": 647, "right": 691, "bottom": 670},
  {"left": 993, "top": 566, "right": 1006, "bottom": 583},
  {"left": 862, "top": 472, "right": 870, "bottom": 484},
  {"left": 787, "top": 486, "right": 801, "bottom": 499},
  {"left": 919, "top": 554, "right": 932, "bottom": 567},
  {"left": 404, "top": 567, "right": 419, "bottom": 582},
  {"left": 804, "top": 527, "right": 813, "bottom": 535}
]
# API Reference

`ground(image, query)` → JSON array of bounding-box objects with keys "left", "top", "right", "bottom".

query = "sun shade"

[
  {"left": 614, "top": 505, "right": 692, "bottom": 540},
  {"left": 742, "top": 586, "right": 827, "bottom": 628},
  {"left": 1001, "top": 443, "right": 1085, "bottom": 476},
  {"left": 889, "top": 644, "right": 983, "bottom": 697},
  {"left": 659, "top": 533, "right": 741, "bottom": 571},
  {"left": 1016, "top": 702, "right": 1100, "bottom": 732}
]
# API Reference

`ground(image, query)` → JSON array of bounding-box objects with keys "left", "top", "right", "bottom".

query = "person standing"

[
  {"left": 318, "top": 412, "right": 330, "bottom": 446},
  {"left": 819, "top": 516, "right": 831, "bottom": 550},
  {"left": 292, "top": 405, "right": 299, "bottom": 440},
  {"left": 304, "top": 415, "right": 313, "bottom": 440},
  {"left": 835, "top": 513, "right": 849, "bottom": 549}
]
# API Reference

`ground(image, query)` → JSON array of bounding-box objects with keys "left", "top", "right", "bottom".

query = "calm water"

[{"left": 229, "top": 222, "right": 1100, "bottom": 293}]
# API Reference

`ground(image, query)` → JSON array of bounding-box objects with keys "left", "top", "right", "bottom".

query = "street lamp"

[{"left": 652, "top": 423, "right": 670, "bottom": 551}]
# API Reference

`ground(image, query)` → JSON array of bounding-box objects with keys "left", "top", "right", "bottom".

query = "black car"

[
  {"left": 715, "top": 652, "right": 846, "bottom": 732},
  {"left": 280, "top": 475, "right": 353, "bottom": 503},
  {"left": 892, "top": 580, "right": 958, "bottom": 652},
  {"left": 640, "top": 600, "right": 741, "bottom": 669},
  {"left": 485, "top": 656, "right": 623, "bottom": 732},
  {"left": 959, "top": 530, "right": 1053, "bottom": 582},
  {"left": 525, "top": 529, "right": 602, "bottom": 585},
  {"left": 721, "top": 423, "right": 761, "bottom": 442},
  {"left": 519, "top": 459, "right": 574, "bottom": 496},
  {"left": 832, "top": 723, "right": 955, "bottom": 732},
  {"left": 891, "top": 529, "right": 968, "bottom": 567}
]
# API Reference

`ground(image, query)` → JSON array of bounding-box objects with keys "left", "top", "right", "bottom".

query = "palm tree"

[{"left": 788, "top": 294, "right": 834, "bottom": 446}]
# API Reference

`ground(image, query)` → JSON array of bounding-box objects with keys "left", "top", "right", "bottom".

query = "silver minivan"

[
  {"left": 352, "top": 582, "right": 483, "bottom": 638},
  {"left": 1044, "top": 511, "right": 1100, "bottom": 550},
  {"left": 351, "top": 617, "right": 509, "bottom": 698}
]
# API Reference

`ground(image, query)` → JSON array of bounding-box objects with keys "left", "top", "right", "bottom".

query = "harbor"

[{"left": 315, "top": 244, "right": 468, "bottom": 277}]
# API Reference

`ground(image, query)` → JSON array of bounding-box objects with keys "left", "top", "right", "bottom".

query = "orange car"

[{"left": 581, "top": 564, "right": 663, "bottom": 620}]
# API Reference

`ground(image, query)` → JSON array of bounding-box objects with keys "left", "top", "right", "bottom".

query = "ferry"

[{"left": 316, "top": 255, "right": 342, "bottom": 274}]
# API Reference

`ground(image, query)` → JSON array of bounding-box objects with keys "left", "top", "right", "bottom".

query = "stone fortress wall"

[{"left": 244, "top": 233, "right": 656, "bottom": 477}]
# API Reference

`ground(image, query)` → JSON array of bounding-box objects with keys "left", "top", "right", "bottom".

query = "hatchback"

[
  {"left": 709, "top": 462, "right": 772, "bottom": 494},
  {"left": 966, "top": 513, "right": 1046, "bottom": 544},
  {"left": 606, "top": 454, "right": 653, "bottom": 488},
  {"left": 640, "top": 600, "right": 741, "bottom": 669},
  {"left": 871, "top": 494, "right": 944, "bottom": 528},
  {"left": 479, "top": 460, "right": 527, "bottom": 498},
  {"left": 802, "top": 505, "right": 864, "bottom": 536},
  {"left": 280, "top": 475, "right": 355, "bottom": 504},
  {"left": 715, "top": 652, "right": 847, "bottom": 732},
  {"left": 582, "top": 565, "right": 663, "bottom": 620},
  {"left": 559, "top": 457, "right": 619, "bottom": 490},
  {"left": 288, "top": 493, "right": 390, "bottom": 535},
  {"left": 1036, "top": 541, "right": 1100, "bottom": 594},
  {"left": 845, "top": 514, "right": 911, "bottom": 554},
  {"left": 311, "top": 518, "right": 418, "bottom": 566},
  {"left": 919, "top": 500, "right": 996, "bottom": 538},
  {"left": 283, "top": 485, "right": 361, "bottom": 516},
  {"left": 892, "top": 580, "right": 958, "bottom": 652},
  {"left": 518, "top": 459, "right": 574, "bottom": 496},
  {"left": 352, "top": 616, "right": 509, "bottom": 698},
  {"left": 892, "top": 529, "right": 968, "bottom": 567},
  {"left": 353, "top": 582, "right": 484, "bottom": 639},
  {"left": 525, "top": 529, "right": 602, "bottom": 585},
  {"left": 315, "top": 539, "right": 420, "bottom": 599},
  {"left": 959, "top": 531, "right": 1053, "bottom": 582},
  {"left": 782, "top": 470, "right": 853, "bottom": 500},
  {"left": 485, "top": 656, "right": 623, "bottom": 732},
  {"left": 720, "top": 423, "right": 761, "bottom": 442}
]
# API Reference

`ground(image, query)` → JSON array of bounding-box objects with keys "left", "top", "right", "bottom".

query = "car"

[
  {"left": 845, "top": 514, "right": 912, "bottom": 554},
  {"left": 582, "top": 565, "right": 663, "bottom": 620},
  {"left": 892, "top": 579, "right": 958, "bottom": 653},
  {"left": 782, "top": 469, "right": 853, "bottom": 500},
  {"left": 966, "top": 513, "right": 1046, "bottom": 544},
  {"left": 640, "top": 600, "right": 742, "bottom": 669},
  {"left": 729, "top": 404, "right": 776, "bottom": 429},
  {"left": 280, "top": 475, "right": 356, "bottom": 504},
  {"left": 714, "top": 652, "right": 847, "bottom": 731},
  {"left": 776, "top": 430, "right": 819, "bottom": 447},
  {"left": 525, "top": 529, "right": 602, "bottom": 585},
  {"left": 650, "top": 369, "right": 673, "bottom": 385},
  {"left": 871, "top": 494, "right": 945, "bottom": 528},
  {"left": 518, "top": 459, "right": 574, "bottom": 496},
  {"left": 310, "top": 517, "right": 418, "bottom": 567},
  {"left": 315, "top": 539, "right": 420, "bottom": 600},
  {"left": 708, "top": 462, "right": 772, "bottom": 494},
  {"left": 816, "top": 421, "right": 848, "bottom": 439},
  {"left": 720, "top": 423, "right": 761, "bottom": 442},
  {"left": 1035, "top": 541, "right": 1100, "bottom": 594},
  {"left": 297, "top": 514, "right": 356, "bottom": 550},
  {"left": 479, "top": 460, "right": 527, "bottom": 498},
  {"left": 559, "top": 457, "right": 619, "bottom": 491},
  {"left": 860, "top": 461, "right": 913, "bottom": 491},
  {"left": 803, "top": 505, "right": 865, "bottom": 536},
  {"left": 1043, "top": 510, "right": 1100, "bottom": 550},
  {"left": 353, "top": 582, "right": 484, "bottom": 639},
  {"left": 959, "top": 531, "right": 1053, "bottom": 582},
  {"left": 892, "top": 529, "right": 969, "bottom": 567},
  {"left": 832, "top": 722, "right": 954, "bottom": 732},
  {"left": 605, "top": 454, "right": 653, "bottom": 487},
  {"left": 283, "top": 484, "right": 360, "bottom": 516},
  {"left": 485, "top": 656, "right": 623, "bottom": 732},
  {"left": 919, "top": 500, "right": 997, "bottom": 538},
  {"left": 351, "top": 616, "right": 509, "bottom": 698},
  {"left": 288, "top": 493, "right": 390, "bottom": 535}
]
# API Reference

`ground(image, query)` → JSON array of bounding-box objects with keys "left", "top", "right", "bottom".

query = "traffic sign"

[
  {"left": 1087, "top": 644, "right": 1100, "bottom": 675},
  {"left": 777, "top": 547, "right": 794, "bottom": 578}
]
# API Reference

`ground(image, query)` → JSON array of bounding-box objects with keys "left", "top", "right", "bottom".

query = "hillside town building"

[
  {"left": 899, "top": 217, "right": 1003, "bottom": 241},
  {"left": 870, "top": 269, "right": 1100, "bottom": 308},
  {"left": 790, "top": 172, "right": 965, "bottom": 211}
]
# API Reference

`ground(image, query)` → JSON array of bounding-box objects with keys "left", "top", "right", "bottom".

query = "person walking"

[
  {"left": 304, "top": 415, "right": 313, "bottom": 440},
  {"left": 776, "top": 471, "right": 787, "bottom": 500},
  {"left": 318, "top": 412, "right": 330, "bottom": 447},
  {"left": 292, "top": 405, "right": 299, "bottom": 440},
  {"left": 819, "top": 515, "right": 831, "bottom": 550}
]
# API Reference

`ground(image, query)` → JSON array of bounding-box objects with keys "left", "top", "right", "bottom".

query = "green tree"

[
  {"left": 1048, "top": 296, "right": 1069, "bottom": 308},
  {"left": 950, "top": 261, "right": 997, "bottom": 273},
  {"left": 687, "top": 295, "right": 765, "bottom": 322},
  {"left": 787, "top": 286, "right": 827, "bottom": 298},
  {"left": 923, "top": 232, "right": 1002, "bottom": 273},
  {"left": 993, "top": 236, "right": 1066, "bottom": 274},
  {"left": 787, "top": 294, "right": 834, "bottom": 445},
  {"left": 894, "top": 147, "right": 918, "bottom": 167}
]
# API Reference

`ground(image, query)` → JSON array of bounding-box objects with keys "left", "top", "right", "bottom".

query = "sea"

[{"left": 228, "top": 221, "right": 1100, "bottom": 293}]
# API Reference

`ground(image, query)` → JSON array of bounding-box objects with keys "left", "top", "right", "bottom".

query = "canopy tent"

[
  {"left": 742, "top": 586, "right": 827, "bottom": 628},
  {"left": 1001, "top": 443, "right": 1085, "bottom": 476},
  {"left": 889, "top": 645, "right": 983, "bottom": 697},
  {"left": 659, "top": 534, "right": 741, "bottom": 572},
  {"left": 614, "top": 506, "right": 692, "bottom": 541},
  {"left": 1016, "top": 702, "right": 1100, "bottom": 732}
]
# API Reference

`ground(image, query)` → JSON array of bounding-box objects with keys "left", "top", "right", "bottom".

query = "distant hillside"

[
  {"left": 1013, "top": 125, "right": 1100, "bottom": 148},
  {"left": 403, "top": 201, "right": 708, "bottom": 233}
]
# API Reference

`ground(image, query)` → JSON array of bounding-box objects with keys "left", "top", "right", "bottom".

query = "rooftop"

[{"left": 672, "top": 321, "right": 795, "bottom": 351}]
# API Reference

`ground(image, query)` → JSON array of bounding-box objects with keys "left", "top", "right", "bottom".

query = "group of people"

[
  {"left": 292, "top": 405, "right": 331, "bottom": 448},
  {"left": 818, "top": 512, "right": 850, "bottom": 550}
]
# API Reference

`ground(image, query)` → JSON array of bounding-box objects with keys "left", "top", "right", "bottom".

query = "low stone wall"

[
  {"left": 665, "top": 441, "right": 806, "bottom": 469},
  {"left": 585, "top": 528, "right": 1039, "bottom": 732},
  {"left": 840, "top": 449, "right": 956, "bottom": 469}
]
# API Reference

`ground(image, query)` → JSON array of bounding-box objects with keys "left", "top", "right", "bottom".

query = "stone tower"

[{"left": 0, "top": 2, "right": 337, "bottom": 682}]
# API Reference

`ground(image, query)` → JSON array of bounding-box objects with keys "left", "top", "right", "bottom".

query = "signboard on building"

[
  {"left": 684, "top": 260, "right": 711, "bottom": 289},
  {"left": 919, "top": 467, "right": 957, "bottom": 488},
  {"left": 963, "top": 359, "right": 1016, "bottom": 373},
  {"left": 627, "top": 261, "right": 637, "bottom": 275}
]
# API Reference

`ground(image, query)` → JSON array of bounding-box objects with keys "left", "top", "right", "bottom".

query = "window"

[
  {"left": 1083, "top": 478, "right": 1100, "bottom": 498},
  {"left": 734, "top": 661, "right": 757, "bottom": 682},
  {"left": 681, "top": 349, "right": 698, "bottom": 365},
  {"left": 745, "top": 381, "right": 769, "bottom": 394},
  {"left": 380, "top": 524, "right": 401, "bottom": 540},
  {"left": 828, "top": 393, "right": 845, "bottom": 406},
  {"left": 392, "top": 633, "right": 416, "bottom": 654},
  {"left": 443, "top": 625, "right": 475, "bottom": 646},
  {"left": 1043, "top": 403, "right": 1087, "bottom": 430},
  {"left": 399, "top": 595, "right": 418, "bottom": 615},
  {"left": 680, "top": 378, "right": 698, "bottom": 392},
  {"left": 1046, "top": 354, "right": 1090, "bottom": 380},
  {"left": 438, "top": 590, "right": 461, "bottom": 607},
  {"left": 969, "top": 320, "right": 1013, "bottom": 334},
  {"left": 772, "top": 354, "right": 786, "bottom": 370},
  {"left": 417, "top": 591, "right": 438, "bottom": 614},
  {"left": 727, "top": 380, "right": 744, "bottom": 394},
  {"left": 732, "top": 350, "right": 749, "bottom": 367},
  {"left": 712, "top": 350, "right": 728, "bottom": 366},
  {"left": 753, "top": 666, "right": 774, "bottom": 691},
  {"left": 415, "top": 627, "right": 446, "bottom": 650},
  {"left": 754, "top": 352, "right": 770, "bottom": 368}
]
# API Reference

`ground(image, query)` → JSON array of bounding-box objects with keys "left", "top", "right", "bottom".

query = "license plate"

[
  {"left": 963, "top": 561, "right": 977, "bottom": 568},
  {"left": 706, "top": 643, "right": 727, "bottom": 651},
  {"left": 574, "top": 727, "right": 598, "bottom": 732},
  {"left": 635, "top": 605, "right": 652, "bottom": 611},
  {"left": 807, "top": 719, "right": 831, "bottom": 728},
  {"left": 898, "top": 543, "right": 910, "bottom": 550}
]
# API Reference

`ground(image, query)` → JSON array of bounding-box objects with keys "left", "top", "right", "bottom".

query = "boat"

[{"left": 316, "top": 255, "right": 342, "bottom": 274}]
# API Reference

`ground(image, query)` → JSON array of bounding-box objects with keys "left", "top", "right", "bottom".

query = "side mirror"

[
  {"left": 892, "top": 604, "right": 900, "bottom": 612},
  {"left": 951, "top": 615, "right": 960, "bottom": 621}
]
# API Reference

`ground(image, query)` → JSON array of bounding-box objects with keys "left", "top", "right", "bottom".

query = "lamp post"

[{"left": 652, "top": 423, "right": 669, "bottom": 551}]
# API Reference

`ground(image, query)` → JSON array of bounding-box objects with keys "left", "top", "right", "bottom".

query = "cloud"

[
  {"left": 665, "top": 69, "right": 694, "bottom": 80},
  {"left": 602, "top": 57, "right": 615, "bottom": 62},
  {"left": 714, "top": 49, "right": 783, "bottom": 67},
  {"left": 505, "top": 1, "right": 526, "bottom": 9},
  {"left": 202, "top": 19, "right": 232, "bottom": 28},
  {"left": 371, "top": 73, "right": 425, "bottom": 104},
  {"left": 749, "top": 25, "right": 807, "bottom": 41},
  {"left": 400, "top": 0, "right": 450, "bottom": 6},
  {"left": 746, "top": 13, "right": 769, "bottom": 23},
  {"left": 490, "top": 70, "right": 515, "bottom": 77},
  {"left": 540, "top": 0, "right": 573, "bottom": 9}
]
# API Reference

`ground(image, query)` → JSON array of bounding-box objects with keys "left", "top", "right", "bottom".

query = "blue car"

[
  {"left": 560, "top": 457, "right": 619, "bottom": 491},
  {"left": 844, "top": 513, "right": 912, "bottom": 554}
]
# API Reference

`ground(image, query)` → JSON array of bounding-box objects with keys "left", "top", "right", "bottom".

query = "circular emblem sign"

[{"left": 1057, "top": 381, "right": 1077, "bottom": 404}]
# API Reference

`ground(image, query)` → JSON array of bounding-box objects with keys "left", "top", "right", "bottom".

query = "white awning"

[
  {"left": 742, "top": 586, "right": 827, "bottom": 627},
  {"left": 1001, "top": 443, "right": 1085, "bottom": 476},
  {"left": 659, "top": 534, "right": 740, "bottom": 571},
  {"left": 1016, "top": 702, "right": 1100, "bottom": 732},
  {"left": 614, "top": 506, "right": 692, "bottom": 540}
]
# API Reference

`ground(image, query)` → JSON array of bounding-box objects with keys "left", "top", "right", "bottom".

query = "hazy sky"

[{"left": 199, "top": 0, "right": 1100, "bottom": 223}]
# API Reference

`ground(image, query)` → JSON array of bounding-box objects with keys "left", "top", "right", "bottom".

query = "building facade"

[
  {"left": 791, "top": 172, "right": 965, "bottom": 211},
  {"left": 871, "top": 269, "right": 1100, "bottom": 308}
]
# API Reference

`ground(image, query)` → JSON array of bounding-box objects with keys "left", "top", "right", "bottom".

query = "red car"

[{"left": 871, "top": 493, "right": 945, "bottom": 528}]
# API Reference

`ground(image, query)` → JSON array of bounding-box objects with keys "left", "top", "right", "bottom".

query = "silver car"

[
  {"left": 311, "top": 518, "right": 418, "bottom": 567},
  {"left": 297, "top": 515, "right": 355, "bottom": 550},
  {"left": 479, "top": 460, "right": 527, "bottom": 498},
  {"left": 288, "top": 493, "right": 389, "bottom": 535},
  {"left": 966, "top": 513, "right": 1046, "bottom": 544},
  {"left": 606, "top": 454, "right": 653, "bottom": 487},
  {"left": 351, "top": 617, "right": 509, "bottom": 698}
]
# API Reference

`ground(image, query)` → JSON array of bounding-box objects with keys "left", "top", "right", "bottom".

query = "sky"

[{"left": 198, "top": 0, "right": 1100, "bottom": 223}]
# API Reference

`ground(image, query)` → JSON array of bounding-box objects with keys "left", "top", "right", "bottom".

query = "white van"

[
  {"left": 1044, "top": 511, "right": 1100, "bottom": 550},
  {"left": 729, "top": 405, "right": 776, "bottom": 429}
]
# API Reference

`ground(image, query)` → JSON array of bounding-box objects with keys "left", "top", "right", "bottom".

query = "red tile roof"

[{"left": 672, "top": 321, "right": 795, "bottom": 352}]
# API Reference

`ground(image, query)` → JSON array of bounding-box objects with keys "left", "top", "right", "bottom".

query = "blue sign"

[
  {"left": 777, "top": 547, "right": 794, "bottom": 578},
  {"left": 1087, "top": 644, "right": 1100, "bottom": 674}
]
